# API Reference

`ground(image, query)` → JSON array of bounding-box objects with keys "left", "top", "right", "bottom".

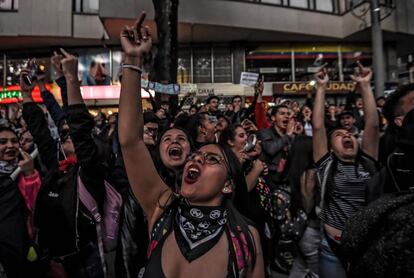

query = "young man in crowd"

[
  {"left": 338, "top": 111, "right": 362, "bottom": 139},
  {"left": 143, "top": 111, "right": 159, "bottom": 147},
  {"left": 205, "top": 95, "right": 220, "bottom": 117},
  {"left": 258, "top": 104, "right": 295, "bottom": 187}
]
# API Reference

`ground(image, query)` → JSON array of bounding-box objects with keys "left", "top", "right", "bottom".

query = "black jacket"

[
  {"left": 23, "top": 103, "right": 107, "bottom": 257},
  {"left": 0, "top": 175, "right": 29, "bottom": 278},
  {"left": 258, "top": 127, "right": 294, "bottom": 186},
  {"left": 109, "top": 156, "right": 148, "bottom": 278}
]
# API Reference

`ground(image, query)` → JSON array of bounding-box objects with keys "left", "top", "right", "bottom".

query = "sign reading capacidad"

[{"left": 273, "top": 82, "right": 356, "bottom": 94}]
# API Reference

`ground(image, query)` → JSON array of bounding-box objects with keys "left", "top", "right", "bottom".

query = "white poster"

[{"left": 240, "top": 72, "right": 259, "bottom": 86}]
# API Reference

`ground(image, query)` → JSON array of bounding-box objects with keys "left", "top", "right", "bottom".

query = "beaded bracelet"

[{"left": 121, "top": 64, "right": 143, "bottom": 74}]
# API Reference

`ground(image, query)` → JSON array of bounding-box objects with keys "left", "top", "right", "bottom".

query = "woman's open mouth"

[
  {"left": 184, "top": 164, "right": 201, "bottom": 184},
  {"left": 168, "top": 146, "right": 183, "bottom": 160}
]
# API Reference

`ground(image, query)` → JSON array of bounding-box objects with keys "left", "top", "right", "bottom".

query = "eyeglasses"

[{"left": 187, "top": 150, "right": 226, "bottom": 166}]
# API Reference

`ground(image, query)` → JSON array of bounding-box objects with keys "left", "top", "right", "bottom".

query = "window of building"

[
  {"left": 74, "top": 0, "right": 99, "bottom": 13},
  {"left": 76, "top": 49, "right": 111, "bottom": 85},
  {"left": 315, "top": 0, "right": 334, "bottom": 12},
  {"left": 213, "top": 48, "right": 232, "bottom": 83},
  {"left": 260, "top": 0, "right": 283, "bottom": 5},
  {"left": 294, "top": 45, "right": 340, "bottom": 81},
  {"left": 177, "top": 48, "right": 192, "bottom": 84},
  {"left": 289, "top": 0, "right": 308, "bottom": 9},
  {"left": 0, "top": 0, "right": 18, "bottom": 10},
  {"left": 193, "top": 48, "right": 212, "bottom": 83},
  {"left": 3, "top": 58, "right": 50, "bottom": 86},
  {"left": 111, "top": 50, "right": 122, "bottom": 85},
  {"left": 341, "top": 45, "right": 372, "bottom": 81},
  {"left": 246, "top": 46, "right": 292, "bottom": 82},
  {"left": 344, "top": 0, "right": 364, "bottom": 11}
]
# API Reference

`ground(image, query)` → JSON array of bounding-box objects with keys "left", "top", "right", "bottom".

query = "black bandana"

[{"left": 174, "top": 202, "right": 228, "bottom": 262}]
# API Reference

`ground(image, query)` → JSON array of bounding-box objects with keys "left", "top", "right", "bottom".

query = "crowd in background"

[{"left": 0, "top": 12, "right": 413, "bottom": 278}]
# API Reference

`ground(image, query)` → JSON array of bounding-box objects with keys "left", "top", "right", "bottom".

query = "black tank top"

[{"left": 142, "top": 199, "right": 248, "bottom": 278}]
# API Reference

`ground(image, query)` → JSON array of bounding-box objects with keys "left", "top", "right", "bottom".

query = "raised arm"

[
  {"left": 312, "top": 68, "right": 329, "bottom": 162},
  {"left": 38, "top": 79, "right": 65, "bottom": 128},
  {"left": 60, "top": 49, "right": 96, "bottom": 166},
  {"left": 20, "top": 63, "right": 59, "bottom": 172},
  {"left": 352, "top": 62, "right": 379, "bottom": 159},
  {"left": 60, "top": 48, "right": 84, "bottom": 106},
  {"left": 118, "top": 12, "right": 171, "bottom": 225},
  {"left": 51, "top": 51, "right": 69, "bottom": 109}
]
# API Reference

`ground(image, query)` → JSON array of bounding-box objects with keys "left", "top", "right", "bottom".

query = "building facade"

[{"left": 0, "top": 0, "right": 413, "bottom": 105}]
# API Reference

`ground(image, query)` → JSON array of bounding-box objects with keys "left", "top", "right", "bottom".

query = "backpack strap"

[
  {"left": 102, "top": 180, "right": 122, "bottom": 252},
  {"left": 78, "top": 174, "right": 107, "bottom": 278}
]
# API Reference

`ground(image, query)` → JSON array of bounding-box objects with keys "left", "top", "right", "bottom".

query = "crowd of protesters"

[{"left": 0, "top": 12, "right": 413, "bottom": 278}]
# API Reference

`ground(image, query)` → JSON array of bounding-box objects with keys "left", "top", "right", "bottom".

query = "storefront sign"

[
  {"left": 80, "top": 85, "right": 153, "bottom": 99},
  {"left": 273, "top": 82, "right": 356, "bottom": 95},
  {"left": 0, "top": 85, "right": 46, "bottom": 104},
  {"left": 196, "top": 83, "right": 249, "bottom": 96},
  {"left": 180, "top": 83, "right": 198, "bottom": 93}
]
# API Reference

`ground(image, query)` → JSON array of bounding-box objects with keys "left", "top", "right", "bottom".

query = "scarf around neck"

[
  {"left": 59, "top": 155, "right": 77, "bottom": 173},
  {"left": 174, "top": 202, "right": 228, "bottom": 262},
  {"left": 0, "top": 159, "right": 18, "bottom": 175}
]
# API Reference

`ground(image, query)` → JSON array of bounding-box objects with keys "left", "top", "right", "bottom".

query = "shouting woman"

[{"left": 118, "top": 12, "right": 264, "bottom": 278}]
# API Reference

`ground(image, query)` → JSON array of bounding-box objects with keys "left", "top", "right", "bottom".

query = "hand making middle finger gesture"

[
  {"left": 254, "top": 77, "right": 264, "bottom": 96},
  {"left": 18, "top": 148, "right": 35, "bottom": 176},
  {"left": 351, "top": 61, "right": 372, "bottom": 85},
  {"left": 314, "top": 63, "right": 329, "bottom": 87},
  {"left": 60, "top": 48, "right": 79, "bottom": 83},
  {"left": 51, "top": 51, "right": 64, "bottom": 78},
  {"left": 120, "top": 12, "right": 152, "bottom": 61}
]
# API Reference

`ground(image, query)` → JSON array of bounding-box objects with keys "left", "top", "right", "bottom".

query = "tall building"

[{"left": 0, "top": 0, "right": 412, "bottom": 105}]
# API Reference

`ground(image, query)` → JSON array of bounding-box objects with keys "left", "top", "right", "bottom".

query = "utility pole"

[{"left": 370, "top": 0, "right": 385, "bottom": 98}]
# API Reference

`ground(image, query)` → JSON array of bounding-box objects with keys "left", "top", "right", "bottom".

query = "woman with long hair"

[
  {"left": 219, "top": 124, "right": 276, "bottom": 274},
  {"left": 284, "top": 136, "right": 320, "bottom": 278},
  {"left": 118, "top": 12, "right": 264, "bottom": 278}
]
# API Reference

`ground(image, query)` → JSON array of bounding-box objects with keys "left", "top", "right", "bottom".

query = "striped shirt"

[{"left": 317, "top": 153, "right": 374, "bottom": 231}]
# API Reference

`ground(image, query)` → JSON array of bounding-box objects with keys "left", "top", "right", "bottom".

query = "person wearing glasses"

[{"left": 118, "top": 12, "right": 264, "bottom": 278}]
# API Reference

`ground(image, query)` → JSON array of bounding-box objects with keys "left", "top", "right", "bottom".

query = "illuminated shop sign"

[
  {"left": 273, "top": 82, "right": 356, "bottom": 95},
  {"left": 0, "top": 85, "right": 45, "bottom": 104}
]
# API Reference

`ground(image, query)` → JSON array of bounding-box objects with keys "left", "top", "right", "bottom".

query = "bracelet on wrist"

[{"left": 121, "top": 63, "right": 143, "bottom": 74}]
